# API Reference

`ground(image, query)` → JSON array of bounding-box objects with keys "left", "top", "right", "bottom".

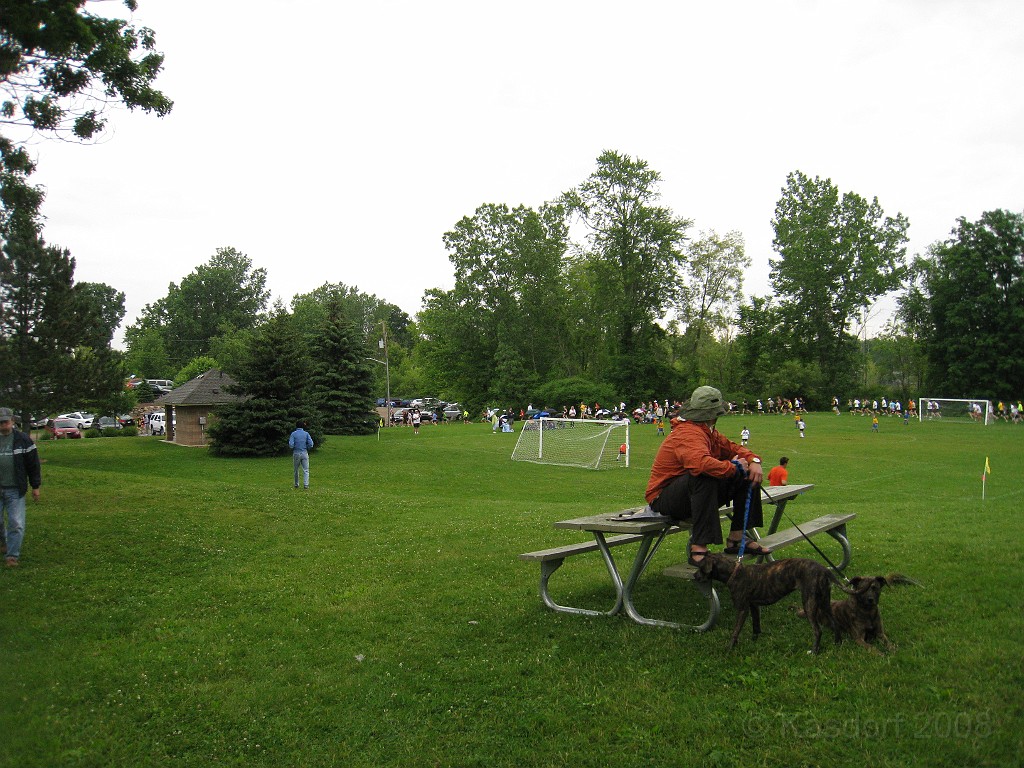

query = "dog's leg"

[
  {"left": 750, "top": 606, "right": 761, "bottom": 639},
  {"left": 730, "top": 608, "right": 748, "bottom": 649},
  {"left": 876, "top": 616, "right": 896, "bottom": 651}
]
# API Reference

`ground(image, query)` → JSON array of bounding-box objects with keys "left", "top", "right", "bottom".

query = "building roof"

[{"left": 158, "top": 369, "right": 241, "bottom": 406}]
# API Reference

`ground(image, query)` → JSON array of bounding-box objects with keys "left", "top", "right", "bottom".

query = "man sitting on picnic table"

[{"left": 645, "top": 385, "right": 767, "bottom": 566}]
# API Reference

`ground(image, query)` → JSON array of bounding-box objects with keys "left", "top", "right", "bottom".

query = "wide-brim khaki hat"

[{"left": 679, "top": 386, "right": 727, "bottom": 421}]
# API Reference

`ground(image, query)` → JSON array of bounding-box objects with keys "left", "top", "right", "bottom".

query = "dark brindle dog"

[
  {"left": 694, "top": 553, "right": 836, "bottom": 654},
  {"left": 806, "top": 574, "right": 918, "bottom": 653}
]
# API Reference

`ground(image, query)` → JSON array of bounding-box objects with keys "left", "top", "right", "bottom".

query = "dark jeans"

[{"left": 650, "top": 472, "right": 763, "bottom": 546}]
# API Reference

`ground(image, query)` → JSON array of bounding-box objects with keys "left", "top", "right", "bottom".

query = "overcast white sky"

[{"left": 23, "top": 0, "right": 1024, "bottom": 347}]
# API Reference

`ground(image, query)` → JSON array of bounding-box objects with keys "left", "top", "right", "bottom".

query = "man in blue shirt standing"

[{"left": 289, "top": 420, "right": 314, "bottom": 489}]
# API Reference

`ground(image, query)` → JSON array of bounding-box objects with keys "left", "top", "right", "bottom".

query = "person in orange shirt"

[
  {"left": 645, "top": 386, "right": 766, "bottom": 565},
  {"left": 767, "top": 457, "right": 789, "bottom": 486}
]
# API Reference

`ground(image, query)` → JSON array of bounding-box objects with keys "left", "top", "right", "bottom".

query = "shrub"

[
  {"left": 84, "top": 428, "right": 102, "bottom": 438},
  {"left": 37, "top": 430, "right": 54, "bottom": 441},
  {"left": 120, "top": 426, "right": 138, "bottom": 437},
  {"left": 102, "top": 427, "right": 121, "bottom": 438}
]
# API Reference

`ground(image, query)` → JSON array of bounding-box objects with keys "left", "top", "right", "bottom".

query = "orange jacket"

[{"left": 645, "top": 419, "right": 759, "bottom": 503}]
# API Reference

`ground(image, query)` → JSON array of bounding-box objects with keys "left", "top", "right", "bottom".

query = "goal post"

[
  {"left": 917, "top": 397, "right": 991, "bottom": 425},
  {"left": 511, "top": 417, "right": 630, "bottom": 469}
]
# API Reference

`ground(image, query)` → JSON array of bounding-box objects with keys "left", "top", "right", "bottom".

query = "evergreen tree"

[
  {"left": 208, "top": 310, "right": 323, "bottom": 457},
  {"left": 0, "top": 224, "right": 79, "bottom": 422},
  {"left": 307, "top": 300, "right": 377, "bottom": 435}
]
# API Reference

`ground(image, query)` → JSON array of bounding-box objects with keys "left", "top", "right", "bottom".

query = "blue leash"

[
  {"left": 736, "top": 480, "right": 754, "bottom": 561},
  {"left": 727, "top": 459, "right": 755, "bottom": 561}
]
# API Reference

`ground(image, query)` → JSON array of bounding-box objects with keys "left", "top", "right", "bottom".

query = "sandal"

[
  {"left": 687, "top": 549, "right": 710, "bottom": 567},
  {"left": 724, "top": 539, "right": 768, "bottom": 556}
]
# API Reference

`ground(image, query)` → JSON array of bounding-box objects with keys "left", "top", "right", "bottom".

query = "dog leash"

[
  {"left": 735, "top": 469, "right": 755, "bottom": 564},
  {"left": 786, "top": 514, "right": 851, "bottom": 585},
  {"left": 758, "top": 485, "right": 850, "bottom": 584}
]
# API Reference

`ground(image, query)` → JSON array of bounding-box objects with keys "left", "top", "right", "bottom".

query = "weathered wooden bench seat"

[{"left": 663, "top": 510, "right": 856, "bottom": 581}]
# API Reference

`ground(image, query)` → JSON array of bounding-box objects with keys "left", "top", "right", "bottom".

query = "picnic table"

[{"left": 520, "top": 483, "right": 856, "bottom": 631}]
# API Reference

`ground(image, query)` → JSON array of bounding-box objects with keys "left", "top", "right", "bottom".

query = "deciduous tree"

[
  {"left": 127, "top": 247, "right": 270, "bottom": 369},
  {"left": 0, "top": 0, "right": 172, "bottom": 144},
  {"left": 770, "top": 170, "right": 909, "bottom": 398},
  {"left": 919, "top": 210, "right": 1024, "bottom": 397},
  {"left": 563, "top": 150, "right": 691, "bottom": 401}
]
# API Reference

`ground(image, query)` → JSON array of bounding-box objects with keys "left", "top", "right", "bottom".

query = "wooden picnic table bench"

[{"left": 519, "top": 483, "right": 856, "bottom": 631}]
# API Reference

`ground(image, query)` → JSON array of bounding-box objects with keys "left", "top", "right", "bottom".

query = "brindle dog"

[
  {"left": 694, "top": 553, "right": 836, "bottom": 654},
  {"left": 815, "top": 574, "right": 918, "bottom": 652}
]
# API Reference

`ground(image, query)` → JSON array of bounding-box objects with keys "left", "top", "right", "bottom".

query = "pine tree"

[
  {"left": 208, "top": 310, "right": 323, "bottom": 457},
  {"left": 0, "top": 225, "right": 79, "bottom": 422},
  {"left": 307, "top": 300, "right": 377, "bottom": 435}
]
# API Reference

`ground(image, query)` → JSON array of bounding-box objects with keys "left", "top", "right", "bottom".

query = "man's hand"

[
  {"left": 31, "top": 488, "right": 40, "bottom": 502},
  {"left": 747, "top": 462, "right": 764, "bottom": 485},
  {"left": 732, "top": 455, "right": 764, "bottom": 485}
]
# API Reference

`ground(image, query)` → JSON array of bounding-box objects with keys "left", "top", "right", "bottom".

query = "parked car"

[
  {"left": 47, "top": 418, "right": 82, "bottom": 439},
  {"left": 118, "top": 414, "right": 134, "bottom": 428},
  {"left": 145, "top": 379, "right": 174, "bottom": 394},
  {"left": 391, "top": 408, "right": 409, "bottom": 424},
  {"left": 58, "top": 411, "right": 95, "bottom": 430},
  {"left": 96, "top": 416, "right": 122, "bottom": 430},
  {"left": 149, "top": 412, "right": 172, "bottom": 435},
  {"left": 443, "top": 403, "right": 463, "bottom": 421}
]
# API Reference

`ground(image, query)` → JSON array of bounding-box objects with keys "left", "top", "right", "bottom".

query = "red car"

[{"left": 47, "top": 418, "right": 82, "bottom": 439}]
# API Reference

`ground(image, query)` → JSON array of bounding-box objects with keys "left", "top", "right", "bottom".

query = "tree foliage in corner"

[
  {"left": 769, "top": 170, "right": 909, "bottom": 397},
  {"left": 0, "top": 0, "right": 172, "bottom": 144},
  {"left": 0, "top": 0, "right": 170, "bottom": 420}
]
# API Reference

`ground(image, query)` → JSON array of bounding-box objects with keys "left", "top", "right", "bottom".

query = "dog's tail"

[{"left": 885, "top": 573, "right": 923, "bottom": 587}]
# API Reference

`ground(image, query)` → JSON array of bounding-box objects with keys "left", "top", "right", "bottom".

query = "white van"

[{"left": 146, "top": 379, "right": 174, "bottom": 394}]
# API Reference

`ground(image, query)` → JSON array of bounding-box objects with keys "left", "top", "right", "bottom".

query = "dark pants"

[{"left": 650, "top": 473, "right": 763, "bottom": 546}]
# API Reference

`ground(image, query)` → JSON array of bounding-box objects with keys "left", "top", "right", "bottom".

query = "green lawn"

[{"left": 2, "top": 415, "right": 1021, "bottom": 767}]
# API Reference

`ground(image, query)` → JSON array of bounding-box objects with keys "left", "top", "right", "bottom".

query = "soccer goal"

[
  {"left": 511, "top": 417, "right": 630, "bottom": 469},
  {"left": 918, "top": 398, "right": 992, "bottom": 425}
]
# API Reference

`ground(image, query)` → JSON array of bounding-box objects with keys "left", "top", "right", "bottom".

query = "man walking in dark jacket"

[{"left": 0, "top": 407, "right": 42, "bottom": 567}]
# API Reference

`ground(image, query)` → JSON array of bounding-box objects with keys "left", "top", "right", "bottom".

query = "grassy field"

[{"left": 2, "top": 413, "right": 1021, "bottom": 767}]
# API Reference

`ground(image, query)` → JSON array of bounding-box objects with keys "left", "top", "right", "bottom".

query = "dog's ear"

[
  {"left": 849, "top": 576, "right": 868, "bottom": 589},
  {"left": 874, "top": 576, "right": 888, "bottom": 590}
]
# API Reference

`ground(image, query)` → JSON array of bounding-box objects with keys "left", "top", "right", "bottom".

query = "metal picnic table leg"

[
  {"left": 537, "top": 552, "right": 622, "bottom": 617},
  {"left": 826, "top": 523, "right": 852, "bottom": 571},
  {"left": 619, "top": 530, "right": 721, "bottom": 632}
]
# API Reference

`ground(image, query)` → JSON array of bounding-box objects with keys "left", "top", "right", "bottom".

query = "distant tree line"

[{"left": 2, "top": 1, "right": 1020, "bottom": 430}]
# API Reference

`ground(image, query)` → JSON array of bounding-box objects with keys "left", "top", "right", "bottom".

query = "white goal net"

[
  {"left": 918, "top": 398, "right": 991, "bottom": 425},
  {"left": 511, "top": 417, "right": 630, "bottom": 469}
]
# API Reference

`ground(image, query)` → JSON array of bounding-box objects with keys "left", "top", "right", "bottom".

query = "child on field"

[
  {"left": 798, "top": 417, "right": 806, "bottom": 438},
  {"left": 872, "top": 416, "right": 879, "bottom": 432},
  {"left": 740, "top": 426, "right": 750, "bottom": 446}
]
